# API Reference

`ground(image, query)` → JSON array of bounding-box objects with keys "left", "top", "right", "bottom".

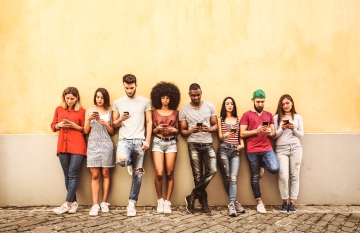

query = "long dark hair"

[
  {"left": 220, "top": 97, "right": 238, "bottom": 121},
  {"left": 275, "top": 94, "right": 297, "bottom": 125},
  {"left": 93, "top": 88, "right": 111, "bottom": 110}
]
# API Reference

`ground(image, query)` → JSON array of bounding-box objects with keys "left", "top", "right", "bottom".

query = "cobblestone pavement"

[{"left": 1, "top": 205, "right": 359, "bottom": 232}]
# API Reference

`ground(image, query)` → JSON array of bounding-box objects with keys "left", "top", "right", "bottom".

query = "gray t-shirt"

[
  {"left": 179, "top": 101, "right": 217, "bottom": 143},
  {"left": 273, "top": 114, "right": 304, "bottom": 146},
  {"left": 113, "top": 95, "right": 151, "bottom": 140}
]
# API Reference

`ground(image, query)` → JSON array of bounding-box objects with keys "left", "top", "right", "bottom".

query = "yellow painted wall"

[{"left": 1, "top": 0, "right": 360, "bottom": 134}]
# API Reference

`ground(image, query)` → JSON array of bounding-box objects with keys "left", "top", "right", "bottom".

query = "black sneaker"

[
  {"left": 288, "top": 203, "right": 296, "bottom": 213},
  {"left": 185, "top": 195, "right": 195, "bottom": 214},
  {"left": 199, "top": 194, "right": 211, "bottom": 215},
  {"left": 280, "top": 202, "right": 289, "bottom": 213},
  {"left": 235, "top": 201, "right": 245, "bottom": 214}
]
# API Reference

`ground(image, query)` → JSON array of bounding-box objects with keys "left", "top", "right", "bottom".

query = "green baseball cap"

[{"left": 252, "top": 89, "right": 266, "bottom": 99}]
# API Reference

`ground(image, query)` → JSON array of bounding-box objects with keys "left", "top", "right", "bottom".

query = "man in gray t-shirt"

[
  {"left": 179, "top": 83, "right": 218, "bottom": 215},
  {"left": 112, "top": 74, "right": 152, "bottom": 217}
]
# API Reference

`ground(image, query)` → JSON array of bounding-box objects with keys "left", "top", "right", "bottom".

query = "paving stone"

[
  {"left": 0, "top": 205, "right": 359, "bottom": 232},
  {"left": 327, "top": 224, "right": 340, "bottom": 231},
  {"left": 0, "top": 225, "right": 19, "bottom": 232}
]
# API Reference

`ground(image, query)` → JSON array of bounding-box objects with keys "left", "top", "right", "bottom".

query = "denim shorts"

[{"left": 151, "top": 137, "right": 177, "bottom": 153}]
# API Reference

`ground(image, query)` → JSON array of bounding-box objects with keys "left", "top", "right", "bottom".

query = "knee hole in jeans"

[{"left": 117, "top": 154, "right": 127, "bottom": 161}]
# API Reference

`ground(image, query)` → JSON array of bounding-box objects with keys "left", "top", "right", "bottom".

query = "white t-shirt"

[
  {"left": 113, "top": 95, "right": 151, "bottom": 139},
  {"left": 179, "top": 101, "right": 217, "bottom": 143}
]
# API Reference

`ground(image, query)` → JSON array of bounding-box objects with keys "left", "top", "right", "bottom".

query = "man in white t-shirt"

[
  {"left": 112, "top": 74, "right": 152, "bottom": 217},
  {"left": 179, "top": 83, "right": 218, "bottom": 215}
]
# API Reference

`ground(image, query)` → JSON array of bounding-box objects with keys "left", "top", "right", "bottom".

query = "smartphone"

[
  {"left": 230, "top": 129, "right": 236, "bottom": 133},
  {"left": 63, "top": 119, "right": 69, "bottom": 123},
  {"left": 262, "top": 122, "right": 269, "bottom": 126},
  {"left": 92, "top": 111, "right": 99, "bottom": 116},
  {"left": 196, "top": 122, "right": 203, "bottom": 127},
  {"left": 282, "top": 119, "right": 289, "bottom": 124},
  {"left": 161, "top": 124, "right": 169, "bottom": 127},
  {"left": 123, "top": 111, "right": 129, "bottom": 115}
]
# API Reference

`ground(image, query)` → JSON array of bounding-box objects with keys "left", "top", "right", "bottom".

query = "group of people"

[{"left": 50, "top": 74, "right": 304, "bottom": 217}]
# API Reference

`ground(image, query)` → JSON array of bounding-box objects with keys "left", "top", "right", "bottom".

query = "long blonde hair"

[{"left": 60, "top": 87, "right": 82, "bottom": 111}]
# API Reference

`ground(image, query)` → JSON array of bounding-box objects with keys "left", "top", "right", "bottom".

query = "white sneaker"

[
  {"left": 53, "top": 203, "right": 70, "bottom": 215},
  {"left": 163, "top": 200, "right": 172, "bottom": 214},
  {"left": 68, "top": 202, "right": 78, "bottom": 214},
  {"left": 127, "top": 166, "right": 133, "bottom": 176},
  {"left": 257, "top": 203, "right": 267, "bottom": 213},
  {"left": 157, "top": 198, "right": 164, "bottom": 213},
  {"left": 89, "top": 204, "right": 100, "bottom": 216},
  {"left": 127, "top": 202, "right": 136, "bottom": 217},
  {"left": 100, "top": 202, "right": 110, "bottom": 213}
]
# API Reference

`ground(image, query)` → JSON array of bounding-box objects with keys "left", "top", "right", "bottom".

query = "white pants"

[{"left": 276, "top": 143, "right": 302, "bottom": 200}]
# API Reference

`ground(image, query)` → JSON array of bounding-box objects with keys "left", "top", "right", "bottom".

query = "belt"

[
  {"left": 154, "top": 135, "right": 176, "bottom": 141},
  {"left": 222, "top": 142, "right": 239, "bottom": 148}
]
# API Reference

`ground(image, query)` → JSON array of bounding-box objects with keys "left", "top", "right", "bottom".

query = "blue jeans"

[
  {"left": 188, "top": 142, "right": 217, "bottom": 198},
  {"left": 247, "top": 150, "right": 280, "bottom": 200},
  {"left": 217, "top": 142, "right": 240, "bottom": 203},
  {"left": 116, "top": 139, "right": 145, "bottom": 203},
  {"left": 58, "top": 153, "right": 83, "bottom": 203}
]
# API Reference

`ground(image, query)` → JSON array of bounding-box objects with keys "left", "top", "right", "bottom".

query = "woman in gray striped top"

[
  {"left": 84, "top": 88, "right": 114, "bottom": 216},
  {"left": 217, "top": 97, "right": 245, "bottom": 217}
]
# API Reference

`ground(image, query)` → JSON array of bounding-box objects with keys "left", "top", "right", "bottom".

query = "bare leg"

[
  {"left": 164, "top": 152, "right": 177, "bottom": 201},
  {"left": 90, "top": 167, "right": 100, "bottom": 205},
  {"left": 101, "top": 168, "right": 110, "bottom": 203},
  {"left": 152, "top": 151, "right": 165, "bottom": 199}
]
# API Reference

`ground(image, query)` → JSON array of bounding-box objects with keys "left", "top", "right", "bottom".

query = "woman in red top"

[
  {"left": 150, "top": 81, "right": 180, "bottom": 214},
  {"left": 51, "top": 87, "right": 86, "bottom": 215}
]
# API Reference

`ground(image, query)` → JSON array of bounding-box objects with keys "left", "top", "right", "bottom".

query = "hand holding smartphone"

[
  {"left": 282, "top": 119, "right": 289, "bottom": 124},
  {"left": 262, "top": 122, "right": 269, "bottom": 126},
  {"left": 123, "top": 111, "right": 129, "bottom": 115},
  {"left": 230, "top": 128, "right": 236, "bottom": 133}
]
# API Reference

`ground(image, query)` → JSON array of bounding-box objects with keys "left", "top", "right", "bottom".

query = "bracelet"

[
  {"left": 55, "top": 123, "right": 59, "bottom": 129},
  {"left": 222, "top": 133, "right": 226, "bottom": 139}
]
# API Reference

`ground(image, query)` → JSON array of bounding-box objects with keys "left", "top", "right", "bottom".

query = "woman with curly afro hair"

[{"left": 150, "top": 81, "right": 181, "bottom": 214}]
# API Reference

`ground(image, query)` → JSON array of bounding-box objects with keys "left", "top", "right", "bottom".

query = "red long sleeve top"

[{"left": 51, "top": 106, "right": 87, "bottom": 156}]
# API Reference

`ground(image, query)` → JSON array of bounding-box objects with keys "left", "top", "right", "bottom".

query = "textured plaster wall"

[{"left": 0, "top": 0, "right": 360, "bottom": 134}]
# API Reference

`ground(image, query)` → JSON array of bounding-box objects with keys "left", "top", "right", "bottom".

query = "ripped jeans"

[
  {"left": 276, "top": 143, "right": 302, "bottom": 200},
  {"left": 217, "top": 142, "right": 240, "bottom": 203},
  {"left": 116, "top": 138, "right": 145, "bottom": 203},
  {"left": 187, "top": 142, "right": 217, "bottom": 198},
  {"left": 247, "top": 150, "right": 280, "bottom": 200}
]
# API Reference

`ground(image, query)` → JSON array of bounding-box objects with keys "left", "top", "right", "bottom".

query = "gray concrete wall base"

[{"left": 0, "top": 134, "right": 359, "bottom": 206}]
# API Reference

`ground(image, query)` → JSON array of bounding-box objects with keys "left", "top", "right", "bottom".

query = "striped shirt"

[{"left": 221, "top": 118, "right": 240, "bottom": 145}]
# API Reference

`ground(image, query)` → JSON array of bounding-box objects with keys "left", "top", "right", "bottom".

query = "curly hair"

[{"left": 150, "top": 81, "right": 181, "bottom": 110}]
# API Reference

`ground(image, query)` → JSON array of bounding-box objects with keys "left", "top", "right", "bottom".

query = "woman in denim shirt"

[{"left": 217, "top": 97, "right": 245, "bottom": 217}]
